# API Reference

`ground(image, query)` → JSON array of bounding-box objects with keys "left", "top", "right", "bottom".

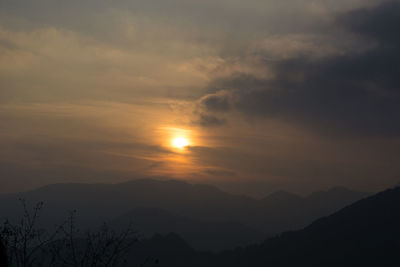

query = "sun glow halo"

[{"left": 172, "top": 137, "right": 189, "bottom": 149}]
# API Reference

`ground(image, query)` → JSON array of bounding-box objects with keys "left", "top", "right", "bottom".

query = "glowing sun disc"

[{"left": 172, "top": 137, "right": 189, "bottom": 149}]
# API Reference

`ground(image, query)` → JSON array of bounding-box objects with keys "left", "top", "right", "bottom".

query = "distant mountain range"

[
  {"left": 0, "top": 179, "right": 369, "bottom": 251},
  {"left": 111, "top": 207, "right": 265, "bottom": 251},
  {"left": 207, "top": 185, "right": 400, "bottom": 266},
  {"left": 119, "top": 186, "right": 400, "bottom": 267}
]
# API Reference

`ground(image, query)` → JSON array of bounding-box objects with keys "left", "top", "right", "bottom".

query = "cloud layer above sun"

[{"left": 0, "top": 0, "right": 399, "bottom": 195}]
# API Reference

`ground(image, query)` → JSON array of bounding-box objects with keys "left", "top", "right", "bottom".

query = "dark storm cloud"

[
  {"left": 192, "top": 91, "right": 231, "bottom": 127},
  {"left": 200, "top": 1, "right": 400, "bottom": 136},
  {"left": 341, "top": 1, "right": 400, "bottom": 46},
  {"left": 194, "top": 113, "right": 227, "bottom": 127},
  {"left": 199, "top": 91, "right": 232, "bottom": 112}
]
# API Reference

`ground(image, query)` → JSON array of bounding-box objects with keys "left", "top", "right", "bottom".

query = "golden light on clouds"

[
  {"left": 158, "top": 126, "right": 194, "bottom": 150},
  {"left": 172, "top": 137, "right": 189, "bottom": 149},
  {"left": 140, "top": 126, "right": 200, "bottom": 179}
]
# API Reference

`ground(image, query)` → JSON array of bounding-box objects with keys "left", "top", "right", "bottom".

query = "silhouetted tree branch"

[{"left": 1, "top": 199, "right": 139, "bottom": 267}]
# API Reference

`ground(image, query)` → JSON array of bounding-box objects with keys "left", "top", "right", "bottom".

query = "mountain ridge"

[{"left": 0, "top": 178, "right": 370, "bottom": 251}]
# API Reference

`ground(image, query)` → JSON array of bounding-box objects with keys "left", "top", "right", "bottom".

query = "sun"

[{"left": 172, "top": 137, "right": 189, "bottom": 149}]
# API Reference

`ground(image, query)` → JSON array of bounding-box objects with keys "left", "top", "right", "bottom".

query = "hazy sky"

[{"left": 1, "top": 0, "right": 399, "bottom": 195}]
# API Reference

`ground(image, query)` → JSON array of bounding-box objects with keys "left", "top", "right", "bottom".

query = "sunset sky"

[{"left": 1, "top": 0, "right": 399, "bottom": 195}]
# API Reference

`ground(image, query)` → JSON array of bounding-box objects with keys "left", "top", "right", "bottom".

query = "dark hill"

[
  {"left": 207, "top": 186, "right": 400, "bottom": 267},
  {"left": 0, "top": 179, "right": 368, "bottom": 251},
  {"left": 112, "top": 207, "right": 265, "bottom": 251},
  {"left": 124, "top": 233, "right": 199, "bottom": 267}
]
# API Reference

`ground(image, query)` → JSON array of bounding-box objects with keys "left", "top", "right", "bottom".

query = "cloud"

[
  {"left": 202, "top": 168, "right": 236, "bottom": 177},
  {"left": 0, "top": 21, "right": 213, "bottom": 104},
  {"left": 0, "top": 102, "right": 184, "bottom": 192},
  {"left": 198, "top": 1, "right": 400, "bottom": 136},
  {"left": 193, "top": 113, "right": 227, "bottom": 127},
  {"left": 0, "top": 138, "right": 162, "bottom": 193},
  {"left": 340, "top": 1, "right": 400, "bottom": 46},
  {"left": 199, "top": 90, "right": 232, "bottom": 112}
]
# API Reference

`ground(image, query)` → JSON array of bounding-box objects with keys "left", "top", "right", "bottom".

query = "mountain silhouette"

[
  {"left": 258, "top": 186, "right": 369, "bottom": 233},
  {"left": 111, "top": 207, "right": 265, "bottom": 251},
  {"left": 0, "top": 179, "right": 368, "bottom": 251},
  {"left": 123, "top": 233, "right": 198, "bottom": 267},
  {"left": 204, "top": 186, "right": 400, "bottom": 266},
  {"left": 83, "top": 185, "right": 400, "bottom": 266}
]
